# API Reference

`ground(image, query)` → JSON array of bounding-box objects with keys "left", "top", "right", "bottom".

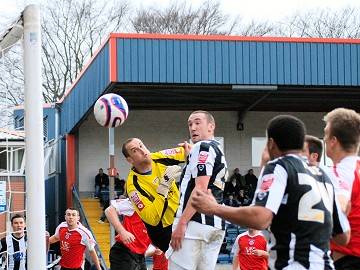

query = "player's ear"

[
  {"left": 126, "top": 156, "right": 134, "bottom": 165},
  {"left": 208, "top": 122, "right": 215, "bottom": 133},
  {"left": 267, "top": 138, "right": 274, "bottom": 151}
]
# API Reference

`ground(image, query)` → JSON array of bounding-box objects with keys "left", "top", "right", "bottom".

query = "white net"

[
  {"left": 0, "top": 130, "right": 26, "bottom": 269},
  {"left": 0, "top": 131, "right": 61, "bottom": 269},
  {"left": 0, "top": 15, "right": 27, "bottom": 267}
]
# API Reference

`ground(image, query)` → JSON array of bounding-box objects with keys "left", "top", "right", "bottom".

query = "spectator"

[
  {"left": 238, "top": 189, "right": 250, "bottom": 206},
  {"left": 231, "top": 168, "right": 245, "bottom": 186},
  {"left": 244, "top": 169, "right": 258, "bottom": 199},
  {"left": 94, "top": 168, "right": 109, "bottom": 200},
  {"left": 224, "top": 194, "right": 240, "bottom": 207},
  {"left": 224, "top": 169, "right": 242, "bottom": 198},
  {"left": 114, "top": 174, "right": 126, "bottom": 197}
]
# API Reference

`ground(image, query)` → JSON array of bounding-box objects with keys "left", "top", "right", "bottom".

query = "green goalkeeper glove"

[{"left": 157, "top": 165, "right": 182, "bottom": 197}]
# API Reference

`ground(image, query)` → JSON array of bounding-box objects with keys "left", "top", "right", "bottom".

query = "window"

[
  {"left": 0, "top": 147, "right": 6, "bottom": 172},
  {"left": 17, "top": 117, "right": 24, "bottom": 130},
  {"left": 43, "top": 116, "right": 48, "bottom": 141},
  {"left": 251, "top": 137, "right": 267, "bottom": 167},
  {"left": 0, "top": 146, "right": 25, "bottom": 174}
]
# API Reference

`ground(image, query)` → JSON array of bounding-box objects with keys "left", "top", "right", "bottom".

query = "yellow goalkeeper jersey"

[{"left": 126, "top": 147, "right": 185, "bottom": 228}]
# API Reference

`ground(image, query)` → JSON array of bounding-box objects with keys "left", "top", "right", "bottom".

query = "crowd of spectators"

[{"left": 223, "top": 168, "right": 258, "bottom": 206}]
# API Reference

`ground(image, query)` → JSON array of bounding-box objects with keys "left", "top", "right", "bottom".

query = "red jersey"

[
  {"left": 111, "top": 198, "right": 151, "bottom": 254},
  {"left": 231, "top": 231, "right": 268, "bottom": 270},
  {"left": 55, "top": 222, "right": 96, "bottom": 268},
  {"left": 330, "top": 156, "right": 360, "bottom": 257}
]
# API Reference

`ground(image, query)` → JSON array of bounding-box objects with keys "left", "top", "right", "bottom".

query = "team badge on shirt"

[
  {"left": 260, "top": 174, "right": 274, "bottom": 191},
  {"left": 130, "top": 192, "right": 145, "bottom": 211},
  {"left": 65, "top": 232, "right": 71, "bottom": 239},
  {"left": 198, "top": 151, "right": 208, "bottom": 164}
]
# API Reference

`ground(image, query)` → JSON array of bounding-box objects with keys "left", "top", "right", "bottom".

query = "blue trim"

[{"left": 60, "top": 43, "right": 110, "bottom": 134}]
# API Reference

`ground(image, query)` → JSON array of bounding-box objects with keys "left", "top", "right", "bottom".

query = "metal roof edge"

[{"left": 110, "top": 32, "right": 360, "bottom": 44}]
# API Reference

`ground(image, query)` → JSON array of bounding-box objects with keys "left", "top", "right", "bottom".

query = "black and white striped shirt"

[
  {"left": 0, "top": 234, "right": 27, "bottom": 270},
  {"left": 176, "top": 139, "right": 228, "bottom": 229},
  {"left": 254, "top": 154, "right": 349, "bottom": 270}
]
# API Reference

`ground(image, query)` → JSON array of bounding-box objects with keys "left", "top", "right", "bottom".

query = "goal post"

[{"left": 23, "top": 4, "right": 47, "bottom": 269}]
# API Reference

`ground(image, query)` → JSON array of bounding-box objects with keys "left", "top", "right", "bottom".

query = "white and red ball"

[{"left": 93, "top": 93, "right": 129, "bottom": 128}]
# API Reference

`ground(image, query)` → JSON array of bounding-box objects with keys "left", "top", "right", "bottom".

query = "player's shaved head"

[{"left": 190, "top": 110, "right": 215, "bottom": 124}]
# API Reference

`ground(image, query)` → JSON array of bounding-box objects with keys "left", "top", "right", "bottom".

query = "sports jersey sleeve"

[
  {"left": 54, "top": 224, "right": 61, "bottom": 239},
  {"left": 79, "top": 226, "right": 96, "bottom": 251},
  {"left": 189, "top": 142, "right": 215, "bottom": 178},
  {"left": 110, "top": 198, "right": 135, "bottom": 217},
  {"left": 253, "top": 162, "right": 288, "bottom": 214},
  {"left": 151, "top": 147, "right": 186, "bottom": 165},
  {"left": 231, "top": 235, "right": 240, "bottom": 255},
  {"left": 127, "top": 177, "right": 170, "bottom": 226}
]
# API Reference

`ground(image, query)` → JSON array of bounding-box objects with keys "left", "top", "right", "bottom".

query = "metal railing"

[{"left": 72, "top": 186, "right": 108, "bottom": 270}]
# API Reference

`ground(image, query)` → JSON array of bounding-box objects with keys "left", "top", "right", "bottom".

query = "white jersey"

[
  {"left": 176, "top": 139, "right": 228, "bottom": 231},
  {"left": 326, "top": 155, "right": 360, "bottom": 200}
]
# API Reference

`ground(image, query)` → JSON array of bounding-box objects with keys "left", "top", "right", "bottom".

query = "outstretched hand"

[
  {"left": 157, "top": 165, "right": 182, "bottom": 197},
  {"left": 191, "top": 189, "right": 218, "bottom": 216},
  {"left": 178, "top": 141, "right": 192, "bottom": 156}
]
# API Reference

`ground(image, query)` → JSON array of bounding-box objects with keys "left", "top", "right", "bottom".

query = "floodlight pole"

[{"left": 23, "top": 5, "right": 47, "bottom": 269}]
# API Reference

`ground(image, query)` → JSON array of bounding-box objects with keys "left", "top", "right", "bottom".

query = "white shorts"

[{"left": 166, "top": 220, "right": 225, "bottom": 270}]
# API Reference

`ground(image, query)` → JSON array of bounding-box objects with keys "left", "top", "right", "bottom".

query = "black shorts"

[
  {"left": 145, "top": 222, "right": 172, "bottom": 252},
  {"left": 109, "top": 242, "right": 146, "bottom": 270},
  {"left": 334, "top": 255, "right": 360, "bottom": 270}
]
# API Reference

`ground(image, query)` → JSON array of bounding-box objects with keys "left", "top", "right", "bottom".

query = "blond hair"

[{"left": 324, "top": 108, "right": 360, "bottom": 152}]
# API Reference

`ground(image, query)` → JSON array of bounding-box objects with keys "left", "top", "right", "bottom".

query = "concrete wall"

[{"left": 78, "top": 110, "right": 325, "bottom": 194}]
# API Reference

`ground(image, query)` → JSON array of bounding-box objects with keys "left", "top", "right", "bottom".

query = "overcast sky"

[{"left": 1, "top": 0, "right": 359, "bottom": 25}]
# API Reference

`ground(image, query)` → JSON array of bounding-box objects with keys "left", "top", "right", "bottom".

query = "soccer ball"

[{"left": 94, "top": 93, "right": 129, "bottom": 128}]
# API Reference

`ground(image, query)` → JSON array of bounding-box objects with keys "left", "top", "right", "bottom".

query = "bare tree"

[
  {"left": 131, "top": 0, "right": 238, "bottom": 35},
  {"left": 235, "top": 20, "right": 275, "bottom": 36},
  {"left": 0, "top": 45, "right": 24, "bottom": 128},
  {"left": 41, "top": 0, "right": 129, "bottom": 102},
  {"left": 278, "top": 7, "right": 360, "bottom": 38}
]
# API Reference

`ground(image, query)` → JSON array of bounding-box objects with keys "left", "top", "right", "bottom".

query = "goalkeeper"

[{"left": 122, "top": 138, "right": 188, "bottom": 252}]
